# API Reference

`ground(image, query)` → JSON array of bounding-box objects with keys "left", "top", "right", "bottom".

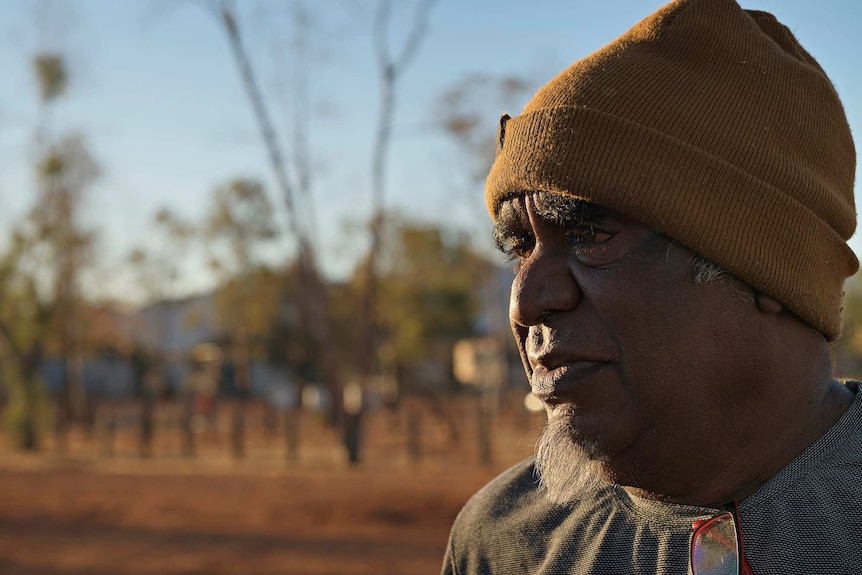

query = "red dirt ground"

[{"left": 0, "top": 401, "right": 543, "bottom": 575}]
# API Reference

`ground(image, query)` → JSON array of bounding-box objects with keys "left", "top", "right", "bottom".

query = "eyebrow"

[
  {"left": 493, "top": 221, "right": 520, "bottom": 252},
  {"left": 531, "top": 191, "right": 588, "bottom": 226},
  {"left": 496, "top": 190, "right": 596, "bottom": 226},
  {"left": 493, "top": 192, "right": 622, "bottom": 252},
  {"left": 493, "top": 198, "right": 528, "bottom": 252}
]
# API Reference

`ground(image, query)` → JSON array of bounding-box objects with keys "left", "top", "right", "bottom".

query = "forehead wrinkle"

[{"left": 496, "top": 190, "right": 610, "bottom": 234}]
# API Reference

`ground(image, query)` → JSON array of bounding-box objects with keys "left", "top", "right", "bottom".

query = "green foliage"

[
  {"left": 203, "top": 177, "right": 282, "bottom": 384},
  {"left": 205, "top": 178, "right": 279, "bottom": 276},
  {"left": 836, "top": 272, "right": 862, "bottom": 378},
  {"left": 1, "top": 366, "right": 52, "bottom": 451},
  {"left": 35, "top": 136, "right": 99, "bottom": 194},
  {"left": 0, "top": 74, "right": 98, "bottom": 444},
  {"left": 369, "top": 215, "right": 492, "bottom": 376},
  {"left": 213, "top": 266, "right": 286, "bottom": 353},
  {"left": 0, "top": 47, "right": 100, "bottom": 443},
  {"left": 26, "top": 136, "right": 98, "bottom": 356},
  {"left": 155, "top": 207, "right": 195, "bottom": 242},
  {"left": 127, "top": 206, "right": 196, "bottom": 304},
  {"left": 0, "top": 227, "right": 55, "bottom": 450},
  {"left": 0, "top": 263, "right": 48, "bottom": 353},
  {"left": 30, "top": 137, "right": 98, "bottom": 283}
]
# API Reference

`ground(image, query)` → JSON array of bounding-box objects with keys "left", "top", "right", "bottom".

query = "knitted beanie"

[{"left": 486, "top": 0, "right": 857, "bottom": 340}]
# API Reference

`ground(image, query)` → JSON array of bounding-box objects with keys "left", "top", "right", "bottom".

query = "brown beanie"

[{"left": 486, "top": 0, "right": 857, "bottom": 340}]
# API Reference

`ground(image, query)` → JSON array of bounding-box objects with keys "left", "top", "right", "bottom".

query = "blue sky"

[{"left": 1, "top": 0, "right": 861, "bottom": 302}]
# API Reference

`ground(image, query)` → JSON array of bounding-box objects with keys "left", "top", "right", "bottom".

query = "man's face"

[{"left": 495, "top": 191, "right": 764, "bottom": 502}]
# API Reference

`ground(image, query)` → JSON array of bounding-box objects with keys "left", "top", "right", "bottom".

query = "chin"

[{"left": 534, "top": 413, "right": 604, "bottom": 506}]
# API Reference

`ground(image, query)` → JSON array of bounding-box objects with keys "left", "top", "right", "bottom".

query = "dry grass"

[{"left": 0, "top": 396, "right": 544, "bottom": 574}]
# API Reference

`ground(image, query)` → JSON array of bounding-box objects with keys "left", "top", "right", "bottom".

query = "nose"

[{"left": 509, "top": 241, "right": 582, "bottom": 328}]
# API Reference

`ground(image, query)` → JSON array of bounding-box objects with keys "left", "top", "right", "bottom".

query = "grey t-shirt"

[{"left": 443, "top": 382, "right": 862, "bottom": 574}]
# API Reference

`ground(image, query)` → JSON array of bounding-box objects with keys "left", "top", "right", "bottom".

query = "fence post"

[
  {"left": 285, "top": 408, "right": 300, "bottom": 463},
  {"left": 407, "top": 409, "right": 421, "bottom": 464},
  {"left": 182, "top": 397, "right": 195, "bottom": 458}
]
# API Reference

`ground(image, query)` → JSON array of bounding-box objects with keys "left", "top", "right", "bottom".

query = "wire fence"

[{"left": 0, "top": 392, "right": 546, "bottom": 472}]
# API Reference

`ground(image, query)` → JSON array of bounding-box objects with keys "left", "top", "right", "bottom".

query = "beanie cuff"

[{"left": 487, "top": 106, "right": 858, "bottom": 339}]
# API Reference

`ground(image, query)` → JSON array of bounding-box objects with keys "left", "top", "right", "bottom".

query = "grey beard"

[{"left": 534, "top": 413, "right": 603, "bottom": 506}]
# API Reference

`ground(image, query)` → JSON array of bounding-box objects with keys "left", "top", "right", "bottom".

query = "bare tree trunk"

[
  {"left": 182, "top": 394, "right": 196, "bottom": 458},
  {"left": 285, "top": 376, "right": 306, "bottom": 462},
  {"left": 231, "top": 332, "right": 250, "bottom": 459},
  {"left": 19, "top": 354, "right": 42, "bottom": 452},
  {"left": 360, "top": 0, "right": 438, "bottom": 387},
  {"left": 100, "top": 403, "right": 117, "bottom": 458},
  {"left": 406, "top": 408, "right": 421, "bottom": 464},
  {"left": 140, "top": 394, "right": 155, "bottom": 458},
  {"left": 476, "top": 392, "right": 493, "bottom": 467},
  {"left": 133, "top": 352, "right": 156, "bottom": 458},
  {"left": 231, "top": 399, "right": 246, "bottom": 459},
  {"left": 0, "top": 324, "right": 44, "bottom": 451},
  {"left": 213, "top": 1, "right": 343, "bottom": 425},
  {"left": 285, "top": 407, "right": 300, "bottom": 462},
  {"left": 349, "top": 0, "right": 438, "bottom": 466},
  {"left": 54, "top": 182, "right": 89, "bottom": 437}
]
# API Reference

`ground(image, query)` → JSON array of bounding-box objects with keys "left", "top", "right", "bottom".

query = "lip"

[{"left": 530, "top": 361, "right": 609, "bottom": 403}]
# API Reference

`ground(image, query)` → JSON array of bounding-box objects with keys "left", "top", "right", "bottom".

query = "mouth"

[{"left": 530, "top": 361, "right": 609, "bottom": 403}]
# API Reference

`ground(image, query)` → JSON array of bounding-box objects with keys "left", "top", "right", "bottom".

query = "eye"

[
  {"left": 498, "top": 232, "right": 536, "bottom": 271},
  {"left": 566, "top": 224, "right": 617, "bottom": 264},
  {"left": 567, "top": 225, "right": 612, "bottom": 250},
  {"left": 503, "top": 232, "right": 535, "bottom": 259}
]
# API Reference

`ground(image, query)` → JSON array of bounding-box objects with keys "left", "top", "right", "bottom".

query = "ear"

[{"left": 755, "top": 291, "right": 783, "bottom": 315}]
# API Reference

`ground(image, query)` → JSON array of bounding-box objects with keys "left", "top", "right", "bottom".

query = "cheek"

[
  {"left": 579, "top": 275, "right": 715, "bottom": 402},
  {"left": 610, "top": 292, "right": 758, "bottom": 424}
]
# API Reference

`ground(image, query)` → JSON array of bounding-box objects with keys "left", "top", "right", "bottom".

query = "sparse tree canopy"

[
  {"left": 127, "top": 206, "right": 196, "bottom": 305},
  {"left": 355, "top": 214, "right": 492, "bottom": 385},
  {"left": 205, "top": 178, "right": 279, "bottom": 277},
  {"left": 436, "top": 73, "right": 532, "bottom": 186},
  {"left": 33, "top": 52, "right": 67, "bottom": 103}
]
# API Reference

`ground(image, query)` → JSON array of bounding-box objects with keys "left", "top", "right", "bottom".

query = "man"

[{"left": 442, "top": 0, "right": 862, "bottom": 573}]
